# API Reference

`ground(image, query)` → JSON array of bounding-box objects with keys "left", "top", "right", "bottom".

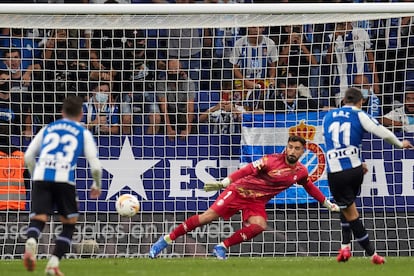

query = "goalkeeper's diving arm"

[{"left": 203, "top": 163, "right": 256, "bottom": 192}]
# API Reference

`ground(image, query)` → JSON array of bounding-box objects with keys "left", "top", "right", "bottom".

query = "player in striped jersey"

[
  {"left": 23, "top": 96, "right": 102, "bottom": 276},
  {"left": 322, "top": 87, "right": 413, "bottom": 265}
]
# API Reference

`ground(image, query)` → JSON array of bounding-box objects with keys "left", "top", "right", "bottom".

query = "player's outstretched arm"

[
  {"left": 204, "top": 177, "right": 231, "bottom": 192},
  {"left": 302, "top": 178, "right": 340, "bottom": 212},
  {"left": 359, "top": 112, "right": 414, "bottom": 149},
  {"left": 203, "top": 162, "right": 257, "bottom": 192}
]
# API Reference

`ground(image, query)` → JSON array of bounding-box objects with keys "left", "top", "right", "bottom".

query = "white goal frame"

[{"left": 1, "top": 2, "right": 414, "bottom": 260}]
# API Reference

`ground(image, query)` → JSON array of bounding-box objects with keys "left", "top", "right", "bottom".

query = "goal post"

[
  {"left": 0, "top": 3, "right": 413, "bottom": 29},
  {"left": 0, "top": 2, "right": 414, "bottom": 260}
]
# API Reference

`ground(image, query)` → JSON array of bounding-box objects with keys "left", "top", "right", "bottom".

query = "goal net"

[{"left": 1, "top": 2, "right": 414, "bottom": 259}]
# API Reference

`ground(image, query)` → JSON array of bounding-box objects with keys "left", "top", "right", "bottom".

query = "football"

[{"left": 115, "top": 194, "right": 140, "bottom": 217}]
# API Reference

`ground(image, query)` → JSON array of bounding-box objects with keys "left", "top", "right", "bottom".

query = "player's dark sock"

[
  {"left": 349, "top": 217, "right": 375, "bottom": 256},
  {"left": 170, "top": 215, "right": 200, "bottom": 240},
  {"left": 340, "top": 213, "right": 352, "bottom": 245},
  {"left": 27, "top": 219, "right": 45, "bottom": 241},
  {"left": 223, "top": 223, "right": 264, "bottom": 248},
  {"left": 53, "top": 224, "right": 75, "bottom": 259}
]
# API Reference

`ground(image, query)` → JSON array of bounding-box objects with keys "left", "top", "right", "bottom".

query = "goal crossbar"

[{"left": 0, "top": 3, "right": 414, "bottom": 29}]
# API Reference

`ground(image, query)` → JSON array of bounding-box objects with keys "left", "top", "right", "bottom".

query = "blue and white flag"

[{"left": 241, "top": 111, "right": 331, "bottom": 204}]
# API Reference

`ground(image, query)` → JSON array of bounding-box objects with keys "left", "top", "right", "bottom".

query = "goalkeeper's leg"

[
  {"left": 213, "top": 216, "right": 266, "bottom": 260},
  {"left": 149, "top": 209, "right": 220, "bottom": 258}
]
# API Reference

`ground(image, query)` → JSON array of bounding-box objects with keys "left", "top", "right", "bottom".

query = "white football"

[{"left": 115, "top": 194, "right": 140, "bottom": 217}]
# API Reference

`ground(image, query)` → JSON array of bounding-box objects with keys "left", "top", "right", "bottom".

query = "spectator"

[
  {"left": 82, "top": 83, "right": 120, "bottom": 135},
  {"left": 88, "top": 0, "right": 136, "bottom": 93},
  {"left": 230, "top": 26, "right": 278, "bottom": 91},
  {"left": 2, "top": 48, "right": 39, "bottom": 89},
  {"left": 353, "top": 74, "right": 381, "bottom": 118},
  {"left": 42, "top": 29, "right": 88, "bottom": 119},
  {"left": 264, "top": 77, "right": 320, "bottom": 112},
  {"left": 0, "top": 48, "right": 40, "bottom": 138},
  {"left": 278, "top": 25, "right": 318, "bottom": 92},
  {"left": 203, "top": 1, "right": 242, "bottom": 87},
  {"left": 0, "top": 66, "right": 29, "bottom": 211},
  {"left": 382, "top": 88, "right": 414, "bottom": 132},
  {"left": 154, "top": 0, "right": 203, "bottom": 89},
  {"left": 0, "top": 28, "right": 42, "bottom": 72},
  {"left": 325, "top": 22, "right": 379, "bottom": 107},
  {"left": 0, "top": 81, "right": 30, "bottom": 145},
  {"left": 198, "top": 81, "right": 244, "bottom": 134},
  {"left": 121, "top": 35, "right": 161, "bottom": 135},
  {"left": 373, "top": 11, "right": 412, "bottom": 114},
  {"left": 157, "top": 59, "right": 196, "bottom": 140}
]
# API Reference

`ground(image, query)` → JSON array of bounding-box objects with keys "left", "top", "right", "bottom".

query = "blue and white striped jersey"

[
  {"left": 229, "top": 36, "right": 278, "bottom": 79},
  {"left": 26, "top": 118, "right": 99, "bottom": 185},
  {"left": 323, "top": 105, "right": 404, "bottom": 173},
  {"left": 322, "top": 106, "right": 377, "bottom": 173}
]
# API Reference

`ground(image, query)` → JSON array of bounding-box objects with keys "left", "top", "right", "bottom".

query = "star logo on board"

[{"left": 100, "top": 138, "right": 160, "bottom": 200}]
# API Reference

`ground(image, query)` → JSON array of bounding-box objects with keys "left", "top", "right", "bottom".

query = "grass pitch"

[{"left": 3, "top": 257, "right": 414, "bottom": 276}]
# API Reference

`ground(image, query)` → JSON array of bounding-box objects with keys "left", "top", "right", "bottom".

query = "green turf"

[{"left": 3, "top": 257, "right": 414, "bottom": 276}]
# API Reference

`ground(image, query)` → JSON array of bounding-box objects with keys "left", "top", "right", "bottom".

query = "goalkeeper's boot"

[
  {"left": 23, "top": 237, "right": 37, "bottom": 271},
  {"left": 45, "top": 256, "right": 64, "bottom": 276},
  {"left": 213, "top": 244, "right": 227, "bottom": 260},
  {"left": 336, "top": 246, "right": 351, "bottom": 262},
  {"left": 371, "top": 253, "right": 385, "bottom": 265},
  {"left": 149, "top": 236, "right": 169, "bottom": 259}
]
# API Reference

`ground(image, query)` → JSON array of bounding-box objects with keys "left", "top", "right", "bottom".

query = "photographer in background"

[
  {"left": 156, "top": 59, "right": 196, "bottom": 140},
  {"left": 278, "top": 25, "right": 318, "bottom": 97}
]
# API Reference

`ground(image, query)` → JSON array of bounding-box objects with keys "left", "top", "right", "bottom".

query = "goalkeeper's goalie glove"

[
  {"left": 203, "top": 177, "right": 231, "bottom": 192},
  {"left": 323, "top": 198, "right": 340, "bottom": 212}
]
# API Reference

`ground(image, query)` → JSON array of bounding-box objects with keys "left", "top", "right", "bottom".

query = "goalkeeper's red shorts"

[{"left": 210, "top": 188, "right": 267, "bottom": 222}]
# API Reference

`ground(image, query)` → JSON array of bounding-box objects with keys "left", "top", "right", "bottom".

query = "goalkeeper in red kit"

[{"left": 149, "top": 135, "right": 340, "bottom": 259}]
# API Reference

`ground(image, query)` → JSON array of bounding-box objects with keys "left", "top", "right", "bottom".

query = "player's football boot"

[
  {"left": 149, "top": 236, "right": 169, "bottom": 259},
  {"left": 45, "top": 266, "right": 65, "bottom": 276},
  {"left": 371, "top": 253, "right": 385, "bottom": 265},
  {"left": 213, "top": 244, "right": 227, "bottom": 260},
  {"left": 23, "top": 238, "right": 37, "bottom": 271},
  {"left": 336, "top": 246, "right": 351, "bottom": 262}
]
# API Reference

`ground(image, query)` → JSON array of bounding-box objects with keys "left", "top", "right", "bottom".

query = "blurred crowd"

[{"left": 1, "top": 0, "right": 414, "bottom": 149}]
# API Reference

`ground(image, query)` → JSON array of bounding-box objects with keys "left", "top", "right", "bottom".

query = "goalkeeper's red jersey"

[{"left": 228, "top": 153, "right": 311, "bottom": 201}]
